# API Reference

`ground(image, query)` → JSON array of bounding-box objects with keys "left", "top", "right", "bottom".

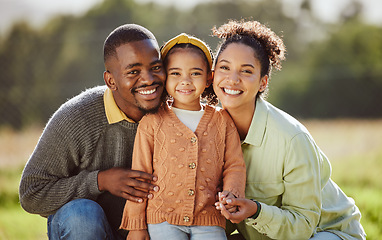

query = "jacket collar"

[{"left": 243, "top": 97, "right": 268, "bottom": 147}]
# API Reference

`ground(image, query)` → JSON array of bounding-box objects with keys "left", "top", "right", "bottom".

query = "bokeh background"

[{"left": 1, "top": 0, "right": 381, "bottom": 239}]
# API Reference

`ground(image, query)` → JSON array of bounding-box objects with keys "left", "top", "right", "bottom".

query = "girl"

[
  {"left": 120, "top": 33, "right": 246, "bottom": 240},
  {"left": 213, "top": 20, "right": 366, "bottom": 240}
]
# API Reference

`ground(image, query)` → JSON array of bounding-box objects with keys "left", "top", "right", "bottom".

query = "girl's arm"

[{"left": 120, "top": 117, "right": 156, "bottom": 231}]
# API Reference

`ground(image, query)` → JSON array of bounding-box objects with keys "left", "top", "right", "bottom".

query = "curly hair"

[
  {"left": 212, "top": 20, "right": 286, "bottom": 98},
  {"left": 162, "top": 43, "right": 218, "bottom": 106}
]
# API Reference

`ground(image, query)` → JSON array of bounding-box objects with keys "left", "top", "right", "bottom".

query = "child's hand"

[
  {"left": 126, "top": 229, "right": 150, "bottom": 240},
  {"left": 215, "top": 197, "right": 258, "bottom": 224},
  {"left": 217, "top": 191, "right": 237, "bottom": 213}
]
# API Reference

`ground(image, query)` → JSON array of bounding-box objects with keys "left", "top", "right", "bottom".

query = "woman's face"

[{"left": 213, "top": 43, "right": 268, "bottom": 112}]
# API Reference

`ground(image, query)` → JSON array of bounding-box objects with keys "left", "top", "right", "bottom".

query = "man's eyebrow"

[
  {"left": 125, "top": 63, "right": 142, "bottom": 70},
  {"left": 151, "top": 60, "right": 162, "bottom": 66}
]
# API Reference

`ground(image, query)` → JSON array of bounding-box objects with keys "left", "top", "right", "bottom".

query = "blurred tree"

[
  {"left": 0, "top": 0, "right": 381, "bottom": 129},
  {"left": 278, "top": 19, "right": 382, "bottom": 118}
]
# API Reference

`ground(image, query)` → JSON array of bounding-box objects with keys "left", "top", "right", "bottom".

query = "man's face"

[{"left": 104, "top": 39, "right": 166, "bottom": 122}]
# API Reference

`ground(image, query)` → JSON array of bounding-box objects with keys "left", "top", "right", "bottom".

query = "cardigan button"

[
  {"left": 203, "top": 132, "right": 208, "bottom": 136},
  {"left": 190, "top": 137, "right": 197, "bottom": 143},
  {"left": 188, "top": 189, "right": 195, "bottom": 196},
  {"left": 183, "top": 216, "right": 190, "bottom": 222},
  {"left": 179, "top": 147, "right": 185, "bottom": 152},
  {"left": 189, "top": 162, "right": 196, "bottom": 169}
]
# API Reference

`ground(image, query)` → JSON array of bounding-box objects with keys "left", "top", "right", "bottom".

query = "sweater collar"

[
  {"left": 103, "top": 88, "right": 135, "bottom": 124},
  {"left": 242, "top": 97, "right": 268, "bottom": 147}
]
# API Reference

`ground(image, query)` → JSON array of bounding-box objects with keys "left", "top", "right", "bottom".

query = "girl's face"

[
  {"left": 213, "top": 43, "right": 268, "bottom": 112},
  {"left": 165, "top": 48, "right": 211, "bottom": 111}
]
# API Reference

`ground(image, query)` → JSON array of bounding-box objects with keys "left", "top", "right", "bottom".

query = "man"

[{"left": 19, "top": 24, "right": 166, "bottom": 239}]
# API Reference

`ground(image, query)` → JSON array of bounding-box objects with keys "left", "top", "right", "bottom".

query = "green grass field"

[{"left": 1, "top": 120, "right": 381, "bottom": 239}]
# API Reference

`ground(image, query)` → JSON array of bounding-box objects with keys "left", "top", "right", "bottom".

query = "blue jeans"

[
  {"left": 47, "top": 199, "right": 123, "bottom": 240},
  {"left": 148, "top": 221, "right": 227, "bottom": 240},
  {"left": 310, "top": 231, "right": 342, "bottom": 240}
]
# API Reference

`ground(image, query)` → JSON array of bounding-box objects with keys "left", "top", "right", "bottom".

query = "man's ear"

[
  {"left": 206, "top": 71, "right": 214, "bottom": 87},
  {"left": 104, "top": 70, "right": 117, "bottom": 90}
]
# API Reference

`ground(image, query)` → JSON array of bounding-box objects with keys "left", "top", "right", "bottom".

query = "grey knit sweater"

[{"left": 19, "top": 85, "right": 138, "bottom": 232}]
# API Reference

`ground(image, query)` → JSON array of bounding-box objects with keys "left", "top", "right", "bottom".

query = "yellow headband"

[{"left": 160, "top": 33, "right": 213, "bottom": 68}]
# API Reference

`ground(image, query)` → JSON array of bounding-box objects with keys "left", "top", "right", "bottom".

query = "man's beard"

[
  {"left": 133, "top": 81, "right": 165, "bottom": 114},
  {"left": 138, "top": 102, "right": 161, "bottom": 114}
]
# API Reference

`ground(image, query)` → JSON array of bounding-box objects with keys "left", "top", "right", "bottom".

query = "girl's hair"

[
  {"left": 212, "top": 19, "right": 286, "bottom": 99},
  {"left": 161, "top": 34, "right": 218, "bottom": 106}
]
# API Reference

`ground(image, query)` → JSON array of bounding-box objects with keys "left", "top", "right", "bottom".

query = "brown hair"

[{"left": 212, "top": 20, "right": 286, "bottom": 98}]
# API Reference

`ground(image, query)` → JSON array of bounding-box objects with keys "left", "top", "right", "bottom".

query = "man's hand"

[
  {"left": 98, "top": 167, "right": 159, "bottom": 202},
  {"left": 215, "top": 197, "right": 258, "bottom": 223},
  {"left": 126, "top": 229, "right": 150, "bottom": 240}
]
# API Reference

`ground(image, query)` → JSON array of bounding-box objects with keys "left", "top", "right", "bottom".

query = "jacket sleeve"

[
  {"left": 18, "top": 109, "right": 101, "bottom": 217},
  {"left": 245, "top": 133, "right": 322, "bottom": 239},
  {"left": 120, "top": 116, "right": 154, "bottom": 230},
  {"left": 221, "top": 112, "right": 247, "bottom": 198}
]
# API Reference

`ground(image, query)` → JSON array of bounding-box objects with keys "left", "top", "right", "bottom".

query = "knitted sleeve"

[
  {"left": 120, "top": 114, "right": 155, "bottom": 230},
  {"left": 19, "top": 88, "right": 105, "bottom": 217},
  {"left": 221, "top": 110, "right": 247, "bottom": 198}
]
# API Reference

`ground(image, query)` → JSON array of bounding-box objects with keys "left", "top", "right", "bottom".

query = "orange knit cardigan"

[{"left": 120, "top": 104, "right": 246, "bottom": 230}]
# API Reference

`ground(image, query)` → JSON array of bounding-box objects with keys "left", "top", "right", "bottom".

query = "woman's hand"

[{"left": 216, "top": 197, "right": 258, "bottom": 223}]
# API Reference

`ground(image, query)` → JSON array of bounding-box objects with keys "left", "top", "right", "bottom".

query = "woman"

[{"left": 213, "top": 20, "right": 366, "bottom": 240}]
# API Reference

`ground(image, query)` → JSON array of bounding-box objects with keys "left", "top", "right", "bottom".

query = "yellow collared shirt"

[{"left": 103, "top": 88, "right": 135, "bottom": 124}]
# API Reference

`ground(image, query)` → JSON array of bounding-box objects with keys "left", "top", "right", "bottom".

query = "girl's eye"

[
  {"left": 220, "top": 66, "right": 229, "bottom": 70},
  {"left": 243, "top": 69, "right": 253, "bottom": 74},
  {"left": 191, "top": 72, "right": 202, "bottom": 76},
  {"left": 169, "top": 72, "right": 180, "bottom": 76}
]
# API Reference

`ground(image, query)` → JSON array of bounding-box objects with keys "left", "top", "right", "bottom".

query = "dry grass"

[
  {"left": 301, "top": 119, "right": 382, "bottom": 161},
  {"left": 2, "top": 119, "right": 382, "bottom": 168},
  {"left": 0, "top": 125, "right": 43, "bottom": 168}
]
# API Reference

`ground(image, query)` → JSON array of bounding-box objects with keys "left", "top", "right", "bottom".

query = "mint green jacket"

[{"left": 231, "top": 98, "right": 365, "bottom": 240}]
